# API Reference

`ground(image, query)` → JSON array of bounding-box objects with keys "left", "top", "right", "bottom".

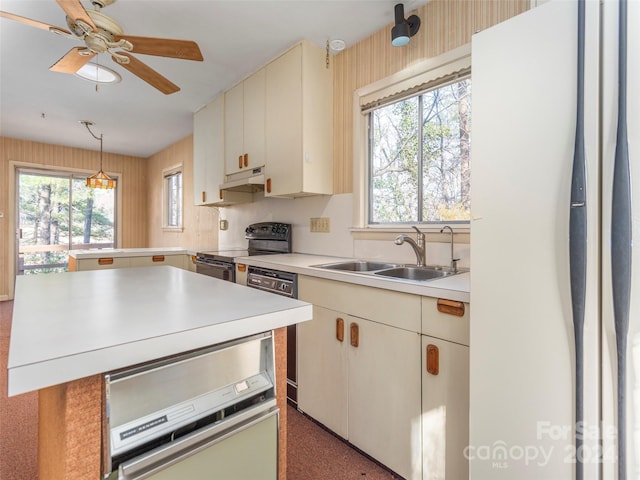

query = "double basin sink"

[{"left": 312, "top": 260, "right": 466, "bottom": 282}]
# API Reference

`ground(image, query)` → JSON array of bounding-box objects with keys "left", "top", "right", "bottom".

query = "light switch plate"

[{"left": 219, "top": 219, "right": 228, "bottom": 231}]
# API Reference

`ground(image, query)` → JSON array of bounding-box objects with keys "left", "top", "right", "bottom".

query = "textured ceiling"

[{"left": 0, "top": 0, "right": 428, "bottom": 158}]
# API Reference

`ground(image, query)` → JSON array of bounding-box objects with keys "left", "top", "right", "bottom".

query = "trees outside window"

[
  {"left": 18, "top": 170, "right": 116, "bottom": 274},
  {"left": 163, "top": 167, "right": 183, "bottom": 229},
  {"left": 369, "top": 77, "right": 471, "bottom": 224}
]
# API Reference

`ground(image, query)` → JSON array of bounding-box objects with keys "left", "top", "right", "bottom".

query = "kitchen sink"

[
  {"left": 312, "top": 260, "right": 401, "bottom": 272},
  {"left": 313, "top": 260, "right": 467, "bottom": 282},
  {"left": 374, "top": 266, "right": 456, "bottom": 281}
]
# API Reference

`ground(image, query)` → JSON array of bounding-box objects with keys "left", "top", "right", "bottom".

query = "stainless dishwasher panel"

[
  {"left": 120, "top": 405, "right": 278, "bottom": 480},
  {"left": 104, "top": 332, "right": 276, "bottom": 478}
]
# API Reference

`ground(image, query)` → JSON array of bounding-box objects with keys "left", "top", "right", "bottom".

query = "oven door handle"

[
  {"left": 194, "top": 259, "right": 233, "bottom": 270},
  {"left": 117, "top": 401, "right": 278, "bottom": 480}
]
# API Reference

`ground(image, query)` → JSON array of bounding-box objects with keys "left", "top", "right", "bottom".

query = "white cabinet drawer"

[
  {"left": 421, "top": 297, "right": 470, "bottom": 345},
  {"left": 299, "top": 275, "right": 420, "bottom": 333}
]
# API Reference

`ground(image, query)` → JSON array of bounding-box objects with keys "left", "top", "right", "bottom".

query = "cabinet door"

[
  {"left": 242, "top": 68, "right": 265, "bottom": 169},
  {"left": 297, "top": 305, "right": 348, "bottom": 438},
  {"left": 224, "top": 82, "right": 244, "bottom": 174},
  {"left": 265, "top": 44, "right": 302, "bottom": 197},
  {"left": 193, "top": 97, "right": 225, "bottom": 205},
  {"left": 348, "top": 319, "right": 422, "bottom": 480},
  {"left": 421, "top": 335, "right": 469, "bottom": 480}
]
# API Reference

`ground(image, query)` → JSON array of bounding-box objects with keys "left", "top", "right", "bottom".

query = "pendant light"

[
  {"left": 81, "top": 120, "right": 116, "bottom": 189},
  {"left": 391, "top": 3, "right": 421, "bottom": 47}
]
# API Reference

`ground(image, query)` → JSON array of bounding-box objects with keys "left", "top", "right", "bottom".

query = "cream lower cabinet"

[
  {"left": 421, "top": 336, "right": 469, "bottom": 480},
  {"left": 421, "top": 297, "right": 470, "bottom": 480},
  {"left": 298, "top": 276, "right": 422, "bottom": 480},
  {"left": 129, "top": 255, "right": 186, "bottom": 269},
  {"left": 73, "top": 254, "right": 188, "bottom": 271},
  {"left": 297, "top": 305, "right": 348, "bottom": 438}
]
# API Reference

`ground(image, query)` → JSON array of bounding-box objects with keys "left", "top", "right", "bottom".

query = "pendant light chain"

[{"left": 326, "top": 40, "right": 329, "bottom": 69}]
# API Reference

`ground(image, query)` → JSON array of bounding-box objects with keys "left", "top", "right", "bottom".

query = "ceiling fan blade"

[
  {"left": 115, "top": 53, "right": 180, "bottom": 95},
  {"left": 55, "top": 0, "right": 96, "bottom": 31},
  {"left": 115, "top": 35, "right": 203, "bottom": 61},
  {"left": 50, "top": 47, "right": 95, "bottom": 73},
  {"left": 0, "top": 10, "right": 72, "bottom": 34}
]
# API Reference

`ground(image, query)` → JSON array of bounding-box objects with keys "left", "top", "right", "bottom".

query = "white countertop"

[
  {"left": 235, "top": 253, "right": 470, "bottom": 303},
  {"left": 7, "top": 266, "right": 311, "bottom": 396}
]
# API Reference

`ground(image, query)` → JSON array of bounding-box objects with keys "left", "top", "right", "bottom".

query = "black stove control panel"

[{"left": 245, "top": 222, "right": 291, "bottom": 241}]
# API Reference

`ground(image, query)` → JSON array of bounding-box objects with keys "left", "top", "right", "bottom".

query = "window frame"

[
  {"left": 162, "top": 164, "right": 183, "bottom": 231},
  {"left": 352, "top": 44, "right": 472, "bottom": 232}
]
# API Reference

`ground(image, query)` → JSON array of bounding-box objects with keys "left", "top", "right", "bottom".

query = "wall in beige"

[
  {"left": 332, "top": 0, "right": 530, "bottom": 193},
  {"left": 145, "top": 135, "right": 219, "bottom": 250},
  {"left": 0, "top": 136, "right": 148, "bottom": 299}
]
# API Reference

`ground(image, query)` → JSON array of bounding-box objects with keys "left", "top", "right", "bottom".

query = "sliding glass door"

[{"left": 17, "top": 169, "right": 116, "bottom": 275}]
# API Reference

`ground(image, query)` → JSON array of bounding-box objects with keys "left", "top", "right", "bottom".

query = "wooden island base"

[{"left": 38, "top": 327, "right": 288, "bottom": 480}]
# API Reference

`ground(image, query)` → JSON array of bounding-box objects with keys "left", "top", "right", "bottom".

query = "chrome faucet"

[
  {"left": 440, "top": 225, "right": 460, "bottom": 272},
  {"left": 395, "top": 226, "right": 426, "bottom": 266}
]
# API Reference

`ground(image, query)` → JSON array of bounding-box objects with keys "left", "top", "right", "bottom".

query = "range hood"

[{"left": 219, "top": 166, "right": 265, "bottom": 193}]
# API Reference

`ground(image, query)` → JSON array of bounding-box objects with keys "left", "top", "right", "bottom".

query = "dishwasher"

[
  {"left": 103, "top": 332, "right": 278, "bottom": 480},
  {"left": 246, "top": 266, "right": 298, "bottom": 406}
]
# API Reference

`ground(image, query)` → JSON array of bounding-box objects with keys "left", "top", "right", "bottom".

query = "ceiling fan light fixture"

[
  {"left": 391, "top": 3, "right": 421, "bottom": 47},
  {"left": 75, "top": 62, "right": 121, "bottom": 83}
]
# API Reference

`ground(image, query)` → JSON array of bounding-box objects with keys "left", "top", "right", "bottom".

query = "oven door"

[
  {"left": 194, "top": 259, "right": 235, "bottom": 282},
  {"left": 115, "top": 405, "right": 279, "bottom": 480}
]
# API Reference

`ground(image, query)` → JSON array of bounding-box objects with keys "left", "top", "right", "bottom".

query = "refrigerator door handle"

[
  {"left": 569, "top": 2, "right": 587, "bottom": 478},
  {"left": 611, "top": 1, "right": 632, "bottom": 478}
]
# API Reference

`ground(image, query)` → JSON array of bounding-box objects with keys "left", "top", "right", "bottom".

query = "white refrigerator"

[{"left": 471, "top": 0, "right": 639, "bottom": 478}]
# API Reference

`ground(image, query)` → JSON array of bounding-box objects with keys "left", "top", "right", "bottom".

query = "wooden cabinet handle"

[
  {"left": 202, "top": 191, "right": 206, "bottom": 203},
  {"left": 219, "top": 189, "right": 223, "bottom": 200},
  {"left": 336, "top": 317, "right": 344, "bottom": 342},
  {"left": 266, "top": 178, "right": 272, "bottom": 194},
  {"left": 243, "top": 153, "right": 249, "bottom": 167},
  {"left": 152, "top": 255, "right": 165, "bottom": 263},
  {"left": 437, "top": 298, "right": 465, "bottom": 317},
  {"left": 98, "top": 258, "right": 114, "bottom": 266},
  {"left": 238, "top": 155, "right": 243, "bottom": 169},
  {"left": 350, "top": 322, "right": 359, "bottom": 348},
  {"left": 426, "top": 344, "right": 439, "bottom": 375}
]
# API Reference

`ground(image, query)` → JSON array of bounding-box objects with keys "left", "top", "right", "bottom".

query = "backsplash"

[{"left": 218, "top": 193, "right": 470, "bottom": 268}]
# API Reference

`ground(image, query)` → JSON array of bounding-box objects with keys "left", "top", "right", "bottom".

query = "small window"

[
  {"left": 163, "top": 166, "right": 183, "bottom": 230},
  {"left": 368, "top": 77, "right": 471, "bottom": 224}
]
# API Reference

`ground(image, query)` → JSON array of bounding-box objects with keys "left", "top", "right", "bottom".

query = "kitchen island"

[{"left": 8, "top": 266, "right": 311, "bottom": 479}]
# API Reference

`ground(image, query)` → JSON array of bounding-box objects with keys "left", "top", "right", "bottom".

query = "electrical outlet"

[{"left": 310, "top": 217, "right": 330, "bottom": 233}]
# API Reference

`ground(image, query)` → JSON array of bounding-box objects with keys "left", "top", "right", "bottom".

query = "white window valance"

[{"left": 358, "top": 44, "right": 471, "bottom": 113}]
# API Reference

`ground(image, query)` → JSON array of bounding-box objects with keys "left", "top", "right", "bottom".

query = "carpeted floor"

[
  {"left": 287, "top": 405, "right": 400, "bottom": 480},
  {"left": 0, "top": 301, "right": 38, "bottom": 480},
  {"left": 1, "top": 300, "right": 398, "bottom": 480}
]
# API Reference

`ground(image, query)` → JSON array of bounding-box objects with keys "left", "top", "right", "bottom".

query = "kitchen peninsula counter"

[
  {"left": 8, "top": 266, "right": 310, "bottom": 480},
  {"left": 8, "top": 266, "right": 311, "bottom": 396}
]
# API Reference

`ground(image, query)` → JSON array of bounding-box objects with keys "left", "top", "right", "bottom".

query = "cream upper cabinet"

[
  {"left": 193, "top": 97, "right": 223, "bottom": 205},
  {"left": 264, "top": 40, "right": 333, "bottom": 197},
  {"left": 224, "top": 68, "right": 266, "bottom": 175},
  {"left": 194, "top": 96, "right": 251, "bottom": 205}
]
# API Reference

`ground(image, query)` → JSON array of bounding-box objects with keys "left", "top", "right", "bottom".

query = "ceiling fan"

[{"left": 0, "top": 0, "right": 203, "bottom": 94}]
